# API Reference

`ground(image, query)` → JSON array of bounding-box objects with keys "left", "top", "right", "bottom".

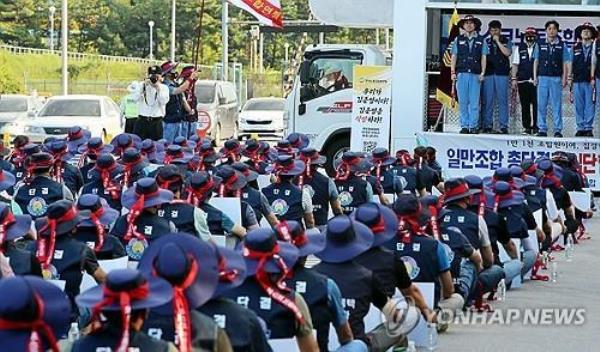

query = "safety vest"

[
  {"left": 72, "top": 326, "right": 171, "bottom": 352},
  {"left": 123, "top": 95, "right": 140, "bottom": 119},
  {"left": 537, "top": 39, "right": 565, "bottom": 77},
  {"left": 455, "top": 34, "right": 485, "bottom": 74},
  {"left": 303, "top": 172, "right": 331, "bottom": 227},
  {"left": 517, "top": 42, "right": 536, "bottom": 81},
  {"left": 262, "top": 182, "right": 304, "bottom": 223},
  {"left": 14, "top": 176, "right": 64, "bottom": 219},
  {"left": 440, "top": 205, "right": 482, "bottom": 249},
  {"left": 485, "top": 35, "right": 511, "bottom": 76},
  {"left": 143, "top": 309, "right": 219, "bottom": 351},
  {"left": 335, "top": 175, "right": 369, "bottom": 215},
  {"left": 158, "top": 202, "right": 197, "bottom": 236},
  {"left": 571, "top": 42, "right": 593, "bottom": 83},
  {"left": 73, "top": 226, "right": 126, "bottom": 261},
  {"left": 355, "top": 246, "right": 398, "bottom": 297}
]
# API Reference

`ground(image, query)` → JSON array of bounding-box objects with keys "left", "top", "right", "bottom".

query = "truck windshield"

[{"left": 301, "top": 56, "right": 362, "bottom": 101}]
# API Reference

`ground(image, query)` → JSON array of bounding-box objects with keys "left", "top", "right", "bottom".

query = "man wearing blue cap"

[
  {"left": 276, "top": 221, "right": 367, "bottom": 352},
  {"left": 315, "top": 215, "right": 418, "bottom": 350},
  {"left": 222, "top": 228, "right": 319, "bottom": 351},
  {"left": 73, "top": 269, "right": 177, "bottom": 351}
]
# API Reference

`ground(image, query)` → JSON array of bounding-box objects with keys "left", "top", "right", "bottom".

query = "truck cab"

[{"left": 285, "top": 44, "right": 388, "bottom": 173}]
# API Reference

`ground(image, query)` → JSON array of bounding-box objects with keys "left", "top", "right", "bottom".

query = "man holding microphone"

[{"left": 132, "top": 65, "right": 170, "bottom": 140}]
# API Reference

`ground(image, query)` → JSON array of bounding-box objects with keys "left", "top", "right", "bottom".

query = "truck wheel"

[{"left": 323, "top": 135, "right": 350, "bottom": 176}]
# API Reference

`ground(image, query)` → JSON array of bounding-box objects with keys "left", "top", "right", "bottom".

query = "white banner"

[
  {"left": 417, "top": 132, "right": 600, "bottom": 190},
  {"left": 351, "top": 65, "right": 392, "bottom": 153}
]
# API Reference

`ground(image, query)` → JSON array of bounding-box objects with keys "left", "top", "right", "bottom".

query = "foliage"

[{"left": 0, "top": 0, "right": 381, "bottom": 71}]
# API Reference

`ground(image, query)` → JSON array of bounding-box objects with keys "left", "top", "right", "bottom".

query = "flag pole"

[{"left": 222, "top": 0, "right": 229, "bottom": 81}]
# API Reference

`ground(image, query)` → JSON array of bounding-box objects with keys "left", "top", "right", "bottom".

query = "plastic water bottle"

[
  {"left": 497, "top": 278, "right": 506, "bottom": 302},
  {"left": 565, "top": 234, "right": 574, "bottom": 262},
  {"left": 67, "top": 322, "right": 79, "bottom": 342},
  {"left": 551, "top": 261, "right": 558, "bottom": 283},
  {"left": 407, "top": 340, "right": 417, "bottom": 352},
  {"left": 427, "top": 322, "right": 438, "bottom": 351}
]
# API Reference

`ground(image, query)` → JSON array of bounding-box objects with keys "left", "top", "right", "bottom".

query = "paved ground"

[{"left": 438, "top": 210, "right": 600, "bottom": 352}]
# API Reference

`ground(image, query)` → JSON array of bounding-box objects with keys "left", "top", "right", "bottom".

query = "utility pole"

[
  {"left": 221, "top": 0, "right": 229, "bottom": 81},
  {"left": 170, "top": 0, "right": 176, "bottom": 61},
  {"left": 61, "top": 0, "right": 68, "bottom": 95}
]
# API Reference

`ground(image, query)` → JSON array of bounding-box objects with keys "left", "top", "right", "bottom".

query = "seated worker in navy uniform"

[
  {"left": 155, "top": 165, "right": 211, "bottom": 239},
  {"left": 274, "top": 139, "right": 298, "bottom": 158},
  {"left": 45, "top": 139, "right": 84, "bottom": 196},
  {"left": 0, "top": 203, "right": 40, "bottom": 276},
  {"left": 333, "top": 152, "right": 373, "bottom": 215},
  {"left": 392, "top": 150, "right": 426, "bottom": 196},
  {"left": 9, "top": 143, "right": 43, "bottom": 196},
  {"left": 80, "top": 153, "right": 125, "bottom": 212},
  {"left": 193, "top": 142, "right": 221, "bottom": 174},
  {"left": 425, "top": 146, "right": 443, "bottom": 176},
  {"left": 439, "top": 179, "right": 504, "bottom": 312},
  {"left": 139, "top": 234, "right": 233, "bottom": 351},
  {"left": 263, "top": 155, "right": 315, "bottom": 228},
  {"left": 110, "top": 178, "right": 176, "bottom": 262},
  {"left": 315, "top": 215, "right": 420, "bottom": 350},
  {"left": 297, "top": 148, "right": 342, "bottom": 228},
  {"left": 491, "top": 182, "right": 541, "bottom": 279},
  {"left": 464, "top": 175, "right": 522, "bottom": 287},
  {"left": 110, "top": 133, "right": 141, "bottom": 158},
  {"left": 222, "top": 228, "right": 319, "bottom": 351},
  {"left": 140, "top": 138, "right": 166, "bottom": 165},
  {"left": 215, "top": 166, "right": 260, "bottom": 231},
  {"left": 72, "top": 269, "right": 177, "bottom": 351},
  {"left": 73, "top": 194, "right": 126, "bottom": 261},
  {"left": 391, "top": 195, "right": 465, "bottom": 320},
  {"left": 232, "top": 162, "right": 280, "bottom": 227},
  {"left": 34, "top": 200, "right": 107, "bottom": 321},
  {"left": 8, "top": 135, "right": 31, "bottom": 177},
  {"left": 198, "top": 243, "right": 273, "bottom": 352},
  {"left": 242, "top": 139, "right": 277, "bottom": 175},
  {"left": 77, "top": 137, "right": 115, "bottom": 184},
  {"left": 413, "top": 146, "right": 442, "bottom": 194},
  {"left": 367, "top": 148, "right": 405, "bottom": 205},
  {"left": 185, "top": 172, "right": 247, "bottom": 245},
  {"left": 118, "top": 148, "right": 152, "bottom": 188},
  {"left": 220, "top": 139, "right": 243, "bottom": 166},
  {"left": 0, "top": 276, "right": 71, "bottom": 352},
  {"left": 65, "top": 126, "right": 90, "bottom": 157},
  {"left": 13, "top": 152, "right": 73, "bottom": 219},
  {"left": 352, "top": 203, "right": 436, "bottom": 323},
  {"left": 275, "top": 221, "right": 368, "bottom": 352}
]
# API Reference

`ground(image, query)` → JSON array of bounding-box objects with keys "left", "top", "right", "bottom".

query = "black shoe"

[
  {"left": 585, "top": 130, "right": 594, "bottom": 137},
  {"left": 532, "top": 128, "right": 539, "bottom": 135},
  {"left": 536, "top": 131, "right": 547, "bottom": 137},
  {"left": 523, "top": 128, "right": 531, "bottom": 135},
  {"left": 554, "top": 132, "right": 563, "bottom": 138},
  {"left": 575, "top": 130, "right": 584, "bottom": 137},
  {"left": 500, "top": 128, "right": 508, "bottom": 134},
  {"left": 470, "top": 128, "right": 479, "bottom": 134},
  {"left": 460, "top": 128, "right": 469, "bottom": 134}
]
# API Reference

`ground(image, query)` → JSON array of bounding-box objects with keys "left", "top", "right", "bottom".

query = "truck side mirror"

[{"left": 299, "top": 61, "right": 312, "bottom": 84}]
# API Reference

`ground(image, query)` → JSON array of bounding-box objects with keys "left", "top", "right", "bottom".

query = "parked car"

[
  {"left": 195, "top": 80, "right": 239, "bottom": 141},
  {"left": 0, "top": 95, "right": 122, "bottom": 143},
  {"left": 0, "top": 94, "right": 44, "bottom": 133},
  {"left": 237, "top": 97, "right": 286, "bottom": 141}
]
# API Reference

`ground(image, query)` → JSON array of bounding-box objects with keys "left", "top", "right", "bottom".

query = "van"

[{"left": 194, "top": 80, "right": 239, "bottom": 141}]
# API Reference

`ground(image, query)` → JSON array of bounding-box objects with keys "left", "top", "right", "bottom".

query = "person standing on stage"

[
  {"left": 512, "top": 27, "right": 539, "bottom": 135},
  {"left": 451, "top": 15, "right": 488, "bottom": 134},
  {"left": 571, "top": 22, "right": 597, "bottom": 137},
  {"left": 482, "top": 20, "right": 512, "bottom": 134},
  {"left": 533, "top": 20, "right": 571, "bottom": 138}
]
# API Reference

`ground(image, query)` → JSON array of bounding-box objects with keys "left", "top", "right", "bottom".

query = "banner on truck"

[
  {"left": 417, "top": 132, "right": 600, "bottom": 191},
  {"left": 351, "top": 65, "right": 392, "bottom": 153}
]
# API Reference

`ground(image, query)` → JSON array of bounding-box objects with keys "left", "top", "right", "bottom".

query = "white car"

[
  {"left": 0, "top": 94, "right": 44, "bottom": 132},
  {"left": 237, "top": 97, "right": 286, "bottom": 141},
  {"left": 1, "top": 95, "right": 123, "bottom": 143}
]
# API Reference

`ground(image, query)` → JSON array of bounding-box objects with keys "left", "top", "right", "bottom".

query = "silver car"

[{"left": 237, "top": 97, "right": 286, "bottom": 141}]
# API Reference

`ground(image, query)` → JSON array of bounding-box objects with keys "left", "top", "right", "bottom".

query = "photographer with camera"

[
  {"left": 131, "top": 65, "right": 170, "bottom": 140},
  {"left": 161, "top": 61, "right": 197, "bottom": 142}
]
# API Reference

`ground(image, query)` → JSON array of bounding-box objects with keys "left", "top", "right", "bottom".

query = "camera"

[{"left": 149, "top": 74, "right": 160, "bottom": 84}]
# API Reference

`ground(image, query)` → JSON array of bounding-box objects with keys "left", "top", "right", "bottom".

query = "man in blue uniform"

[
  {"left": 511, "top": 27, "right": 539, "bottom": 134},
  {"left": 482, "top": 20, "right": 513, "bottom": 134},
  {"left": 570, "top": 22, "right": 597, "bottom": 137},
  {"left": 534, "top": 20, "right": 571, "bottom": 137},
  {"left": 451, "top": 15, "right": 489, "bottom": 134}
]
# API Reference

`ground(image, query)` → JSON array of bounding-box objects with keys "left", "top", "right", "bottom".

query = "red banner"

[{"left": 231, "top": 0, "right": 283, "bottom": 28}]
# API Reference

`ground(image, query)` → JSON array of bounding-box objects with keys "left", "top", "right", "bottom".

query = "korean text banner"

[
  {"left": 417, "top": 132, "right": 600, "bottom": 191},
  {"left": 351, "top": 65, "right": 392, "bottom": 153}
]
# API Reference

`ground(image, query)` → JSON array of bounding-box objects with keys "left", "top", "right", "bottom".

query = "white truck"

[{"left": 284, "top": 44, "right": 389, "bottom": 173}]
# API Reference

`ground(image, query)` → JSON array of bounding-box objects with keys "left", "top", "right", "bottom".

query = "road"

[{"left": 438, "top": 210, "right": 600, "bottom": 352}]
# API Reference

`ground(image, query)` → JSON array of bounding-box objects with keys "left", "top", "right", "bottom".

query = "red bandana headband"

[{"left": 36, "top": 207, "right": 79, "bottom": 269}]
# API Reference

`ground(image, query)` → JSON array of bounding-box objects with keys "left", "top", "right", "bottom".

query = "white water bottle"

[
  {"left": 551, "top": 261, "right": 558, "bottom": 283},
  {"left": 565, "top": 234, "right": 574, "bottom": 262},
  {"left": 427, "top": 322, "right": 438, "bottom": 351},
  {"left": 68, "top": 322, "right": 79, "bottom": 342},
  {"left": 497, "top": 278, "right": 506, "bottom": 302}
]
